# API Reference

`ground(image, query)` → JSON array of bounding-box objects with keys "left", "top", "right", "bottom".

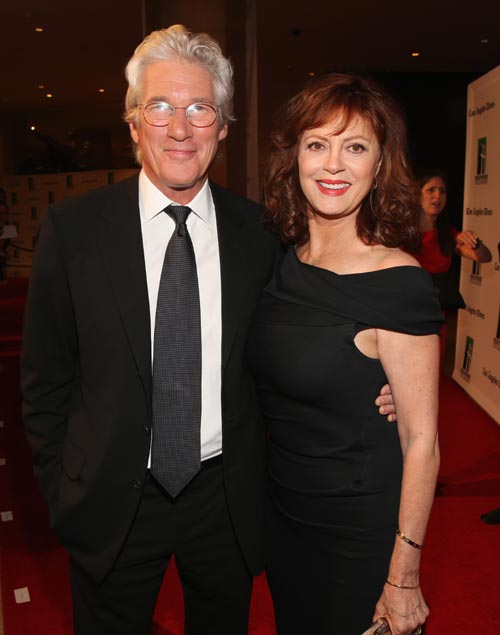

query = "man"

[{"left": 21, "top": 25, "right": 396, "bottom": 635}]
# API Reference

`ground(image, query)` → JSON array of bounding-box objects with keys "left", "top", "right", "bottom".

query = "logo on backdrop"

[
  {"left": 470, "top": 260, "right": 483, "bottom": 285},
  {"left": 466, "top": 305, "right": 485, "bottom": 320},
  {"left": 460, "top": 336, "right": 474, "bottom": 381},
  {"left": 475, "top": 137, "right": 488, "bottom": 185}
]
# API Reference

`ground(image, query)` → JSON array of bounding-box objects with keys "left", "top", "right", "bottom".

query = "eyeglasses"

[{"left": 139, "top": 101, "right": 219, "bottom": 128}]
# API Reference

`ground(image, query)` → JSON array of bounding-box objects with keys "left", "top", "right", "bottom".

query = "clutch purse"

[{"left": 361, "top": 619, "right": 391, "bottom": 635}]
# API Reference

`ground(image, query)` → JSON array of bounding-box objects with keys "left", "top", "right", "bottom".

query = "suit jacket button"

[{"left": 133, "top": 479, "right": 143, "bottom": 489}]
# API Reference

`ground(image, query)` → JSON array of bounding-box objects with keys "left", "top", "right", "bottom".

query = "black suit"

[{"left": 21, "top": 174, "right": 278, "bottom": 630}]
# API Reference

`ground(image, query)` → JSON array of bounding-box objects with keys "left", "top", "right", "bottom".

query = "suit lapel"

[
  {"left": 94, "top": 178, "right": 251, "bottom": 403},
  {"left": 210, "top": 183, "right": 251, "bottom": 371},
  {"left": 96, "top": 175, "right": 152, "bottom": 408}
]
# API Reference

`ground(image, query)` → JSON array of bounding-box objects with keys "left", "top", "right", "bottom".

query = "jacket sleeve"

[{"left": 21, "top": 207, "right": 78, "bottom": 508}]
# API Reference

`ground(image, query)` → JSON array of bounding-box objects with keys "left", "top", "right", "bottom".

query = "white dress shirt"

[{"left": 138, "top": 170, "right": 223, "bottom": 463}]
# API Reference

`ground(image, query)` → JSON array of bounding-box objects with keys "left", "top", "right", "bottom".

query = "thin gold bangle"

[
  {"left": 386, "top": 578, "right": 419, "bottom": 589},
  {"left": 396, "top": 529, "right": 423, "bottom": 550}
]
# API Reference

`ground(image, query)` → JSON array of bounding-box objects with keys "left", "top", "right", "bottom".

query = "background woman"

[
  {"left": 416, "top": 170, "right": 491, "bottom": 361},
  {"left": 417, "top": 169, "right": 491, "bottom": 273},
  {"left": 248, "top": 74, "right": 443, "bottom": 635}
]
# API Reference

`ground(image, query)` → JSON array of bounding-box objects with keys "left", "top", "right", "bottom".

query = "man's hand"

[{"left": 376, "top": 384, "right": 397, "bottom": 422}]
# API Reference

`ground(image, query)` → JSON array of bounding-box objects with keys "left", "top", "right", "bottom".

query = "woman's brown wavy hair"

[{"left": 264, "top": 73, "right": 420, "bottom": 252}]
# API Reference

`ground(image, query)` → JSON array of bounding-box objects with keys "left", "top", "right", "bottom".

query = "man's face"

[{"left": 129, "top": 59, "right": 228, "bottom": 204}]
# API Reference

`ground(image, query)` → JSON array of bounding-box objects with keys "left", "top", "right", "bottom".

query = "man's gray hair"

[{"left": 123, "top": 24, "right": 234, "bottom": 130}]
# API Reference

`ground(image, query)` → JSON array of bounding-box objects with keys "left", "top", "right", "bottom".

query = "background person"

[
  {"left": 248, "top": 73, "right": 443, "bottom": 635},
  {"left": 416, "top": 169, "right": 492, "bottom": 274},
  {"left": 415, "top": 170, "right": 492, "bottom": 362},
  {"left": 0, "top": 186, "right": 12, "bottom": 280}
]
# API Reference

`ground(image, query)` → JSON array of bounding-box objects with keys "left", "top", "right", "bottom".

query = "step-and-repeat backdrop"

[{"left": 453, "top": 65, "right": 500, "bottom": 425}]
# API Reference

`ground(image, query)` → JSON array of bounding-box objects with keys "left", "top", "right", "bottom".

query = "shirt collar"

[{"left": 139, "top": 170, "right": 214, "bottom": 227}]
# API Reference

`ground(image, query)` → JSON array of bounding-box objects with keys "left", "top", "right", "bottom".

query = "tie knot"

[
  {"left": 166, "top": 204, "right": 191, "bottom": 225},
  {"left": 165, "top": 205, "right": 191, "bottom": 238}
]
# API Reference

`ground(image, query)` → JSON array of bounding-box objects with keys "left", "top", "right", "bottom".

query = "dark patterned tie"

[{"left": 151, "top": 205, "right": 201, "bottom": 497}]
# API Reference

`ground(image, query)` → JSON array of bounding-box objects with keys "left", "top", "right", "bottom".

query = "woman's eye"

[
  {"left": 306, "top": 141, "right": 324, "bottom": 151},
  {"left": 349, "top": 143, "right": 366, "bottom": 153}
]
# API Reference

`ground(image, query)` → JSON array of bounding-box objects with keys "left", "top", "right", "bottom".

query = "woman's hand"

[
  {"left": 456, "top": 230, "right": 492, "bottom": 262},
  {"left": 456, "top": 229, "right": 479, "bottom": 251},
  {"left": 373, "top": 583, "right": 429, "bottom": 635}
]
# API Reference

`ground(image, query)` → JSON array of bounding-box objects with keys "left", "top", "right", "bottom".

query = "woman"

[
  {"left": 416, "top": 170, "right": 491, "bottom": 360},
  {"left": 417, "top": 170, "right": 491, "bottom": 274},
  {"left": 247, "top": 74, "right": 443, "bottom": 635}
]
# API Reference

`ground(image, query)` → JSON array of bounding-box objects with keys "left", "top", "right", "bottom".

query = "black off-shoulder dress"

[{"left": 247, "top": 248, "right": 443, "bottom": 635}]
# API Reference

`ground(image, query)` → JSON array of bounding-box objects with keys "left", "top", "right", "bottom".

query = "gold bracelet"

[
  {"left": 386, "top": 578, "right": 419, "bottom": 589},
  {"left": 396, "top": 529, "right": 423, "bottom": 550}
]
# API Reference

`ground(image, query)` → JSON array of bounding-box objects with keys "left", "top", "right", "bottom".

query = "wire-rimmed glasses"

[{"left": 140, "top": 101, "right": 219, "bottom": 128}]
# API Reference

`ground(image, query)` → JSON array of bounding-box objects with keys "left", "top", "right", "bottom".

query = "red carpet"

[
  {"left": 420, "top": 375, "right": 500, "bottom": 635},
  {"left": 1, "top": 278, "right": 499, "bottom": 634}
]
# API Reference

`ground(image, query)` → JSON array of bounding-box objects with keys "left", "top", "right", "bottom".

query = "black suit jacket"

[{"left": 21, "top": 174, "right": 278, "bottom": 583}]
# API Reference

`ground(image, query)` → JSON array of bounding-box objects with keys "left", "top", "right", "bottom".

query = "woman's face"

[
  {"left": 420, "top": 176, "right": 447, "bottom": 219},
  {"left": 297, "top": 114, "right": 381, "bottom": 221}
]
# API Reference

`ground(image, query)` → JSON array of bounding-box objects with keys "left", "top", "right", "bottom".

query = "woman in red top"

[
  {"left": 416, "top": 170, "right": 492, "bottom": 361},
  {"left": 417, "top": 171, "right": 491, "bottom": 272}
]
